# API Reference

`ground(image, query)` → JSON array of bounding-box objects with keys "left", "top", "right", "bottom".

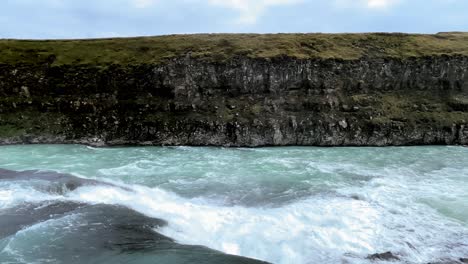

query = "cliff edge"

[{"left": 1, "top": 32, "right": 468, "bottom": 146}]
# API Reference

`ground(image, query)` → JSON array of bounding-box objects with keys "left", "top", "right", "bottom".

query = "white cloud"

[
  {"left": 335, "top": 0, "right": 401, "bottom": 10},
  {"left": 208, "top": 0, "right": 302, "bottom": 25},
  {"left": 366, "top": 0, "right": 398, "bottom": 9}
]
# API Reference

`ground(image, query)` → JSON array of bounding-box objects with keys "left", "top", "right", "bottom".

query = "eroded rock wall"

[{"left": 1, "top": 55, "right": 468, "bottom": 146}]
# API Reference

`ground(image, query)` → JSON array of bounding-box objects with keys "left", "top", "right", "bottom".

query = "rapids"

[{"left": 0, "top": 145, "right": 467, "bottom": 264}]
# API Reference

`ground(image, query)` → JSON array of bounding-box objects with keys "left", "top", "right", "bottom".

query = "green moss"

[
  {"left": 1, "top": 32, "right": 468, "bottom": 66},
  {"left": 367, "top": 92, "right": 468, "bottom": 127},
  {"left": 350, "top": 94, "right": 377, "bottom": 107},
  {"left": 250, "top": 104, "right": 263, "bottom": 115},
  {"left": 0, "top": 124, "right": 25, "bottom": 137},
  {"left": 0, "top": 111, "right": 67, "bottom": 138}
]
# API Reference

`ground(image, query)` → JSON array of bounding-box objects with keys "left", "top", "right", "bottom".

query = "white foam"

[
  {"left": 2, "top": 145, "right": 468, "bottom": 263},
  {"left": 66, "top": 181, "right": 468, "bottom": 264},
  {"left": 0, "top": 183, "right": 62, "bottom": 210}
]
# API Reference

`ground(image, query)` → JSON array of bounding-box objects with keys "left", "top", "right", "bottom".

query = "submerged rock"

[
  {"left": 0, "top": 201, "right": 85, "bottom": 239},
  {"left": 367, "top": 251, "right": 400, "bottom": 261},
  {"left": 428, "top": 261, "right": 466, "bottom": 264},
  {"left": 0, "top": 168, "right": 269, "bottom": 263},
  {"left": 0, "top": 201, "right": 269, "bottom": 264},
  {"left": 0, "top": 168, "right": 128, "bottom": 193}
]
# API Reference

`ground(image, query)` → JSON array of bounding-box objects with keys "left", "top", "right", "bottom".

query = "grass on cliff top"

[{"left": 1, "top": 32, "right": 468, "bottom": 66}]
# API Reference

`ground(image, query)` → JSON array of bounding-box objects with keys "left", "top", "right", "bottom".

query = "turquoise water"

[{"left": 0, "top": 145, "right": 467, "bottom": 263}]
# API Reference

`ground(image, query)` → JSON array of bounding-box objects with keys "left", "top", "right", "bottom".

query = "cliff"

[{"left": 1, "top": 33, "right": 468, "bottom": 146}]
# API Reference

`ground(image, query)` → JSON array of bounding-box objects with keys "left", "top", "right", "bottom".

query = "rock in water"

[
  {"left": 367, "top": 252, "right": 400, "bottom": 261},
  {"left": 0, "top": 169, "right": 270, "bottom": 263},
  {"left": 0, "top": 201, "right": 269, "bottom": 264},
  {"left": 0, "top": 168, "right": 129, "bottom": 193}
]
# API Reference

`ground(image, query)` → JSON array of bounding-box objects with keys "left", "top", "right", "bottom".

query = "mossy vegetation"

[
  {"left": 358, "top": 92, "right": 468, "bottom": 127},
  {"left": 0, "top": 110, "right": 67, "bottom": 138},
  {"left": 1, "top": 32, "right": 468, "bottom": 66},
  {"left": 0, "top": 124, "right": 25, "bottom": 138}
]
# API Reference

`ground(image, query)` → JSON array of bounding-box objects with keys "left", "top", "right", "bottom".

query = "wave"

[
  {"left": 1, "top": 167, "right": 468, "bottom": 264},
  {"left": 67, "top": 182, "right": 468, "bottom": 264}
]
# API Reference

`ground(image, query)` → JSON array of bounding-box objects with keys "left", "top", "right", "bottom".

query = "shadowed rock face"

[{"left": 1, "top": 56, "right": 468, "bottom": 147}]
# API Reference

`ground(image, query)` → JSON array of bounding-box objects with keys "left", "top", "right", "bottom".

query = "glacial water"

[{"left": 0, "top": 145, "right": 467, "bottom": 264}]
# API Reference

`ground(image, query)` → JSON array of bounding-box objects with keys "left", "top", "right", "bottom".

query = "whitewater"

[{"left": 0, "top": 145, "right": 467, "bottom": 264}]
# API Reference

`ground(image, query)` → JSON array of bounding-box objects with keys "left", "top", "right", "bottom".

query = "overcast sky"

[{"left": 1, "top": 0, "right": 467, "bottom": 39}]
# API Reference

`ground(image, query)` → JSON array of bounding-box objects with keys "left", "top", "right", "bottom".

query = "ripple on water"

[{"left": 0, "top": 145, "right": 467, "bottom": 264}]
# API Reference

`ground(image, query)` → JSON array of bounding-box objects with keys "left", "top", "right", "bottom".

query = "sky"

[{"left": 1, "top": 0, "right": 467, "bottom": 39}]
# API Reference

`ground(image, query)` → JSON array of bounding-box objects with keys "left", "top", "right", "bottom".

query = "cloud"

[
  {"left": 335, "top": 0, "right": 401, "bottom": 10},
  {"left": 129, "top": 0, "right": 302, "bottom": 23},
  {"left": 366, "top": 0, "right": 399, "bottom": 9},
  {"left": 208, "top": 0, "right": 302, "bottom": 25}
]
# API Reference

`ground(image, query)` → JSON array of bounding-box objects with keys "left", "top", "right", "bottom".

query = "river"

[{"left": 0, "top": 145, "right": 467, "bottom": 263}]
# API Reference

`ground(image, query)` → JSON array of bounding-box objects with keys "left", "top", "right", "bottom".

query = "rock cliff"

[{"left": 1, "top": 33, "right": 468, "bottom": 146}]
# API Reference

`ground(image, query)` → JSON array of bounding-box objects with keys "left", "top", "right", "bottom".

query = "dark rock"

[
  {"left": 0, "top": 201, "right": 269, "bottom": 264},
  {"left": 0, "top": 168, "right": 129, "bottom": 193},
  {"left": 367, "top": 252, "right": 400, "bottom": 261},
  {"left": 428, "top": 261, "right": 463, "bottom": 264},
  {"left": 0, "top": 201, "right": 86, "bottom": 239},
  {"left": 0, "top": 169, "right": 269, "bottom": 263},
  {"left": 0, "top": 56, "right": 467, "bottom": 147}
]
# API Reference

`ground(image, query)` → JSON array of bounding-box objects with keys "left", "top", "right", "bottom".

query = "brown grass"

[{"left": 1, "top": 32, "right": 468, "bottom": 65}]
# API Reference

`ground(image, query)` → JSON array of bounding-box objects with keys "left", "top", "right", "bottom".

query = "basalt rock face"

[{"left": 1, "top": 55, "right": 468, "bottom": 146}]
